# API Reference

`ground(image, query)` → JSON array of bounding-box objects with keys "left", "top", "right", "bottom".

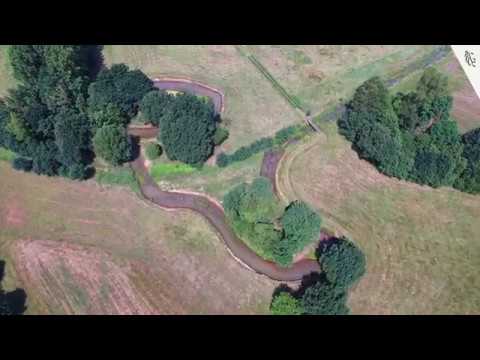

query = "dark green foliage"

[
  {"left": 301, "top": 279, "right": 350, "bottom": 315},
  {"left": 318, "top": 237, "right": 366, "bottom": 289},
  {"left": 270, "top": 292, "right": 304, "bottom": 315},
  {"left": 139, "top": 90, "right": 174, "bottom": 126},
  {"left": 12, "top": 157, "right": 33, "bottom": 172},
  {"left": 275, "top": 201, "right": 321, "bottom": 265},
  {"left": 274, "top": 125, "right": 299, "bottom": 145},
  {"left": 213, "top": 127, "right": 229, "bottom": 146},
  {"left": 89, "top": 103, "right": 129, "bottom": 130},
  {"left": 0, "top": 45, "right": 94, "bottom": 178},
  {"left": 54, "top": 109, "right": 91, "bottom": 179},
  {"left": 93, "top": 125, "right": 132, "bottom": 166},
  {"left": 87, "top": 63, "right": 153, "bottom": 119},
  {"left": 338, "top": 69, "right": 472, "bottom": 191},
  {"left": 145, "top": 142, "right": 162, "bottom": 160},
  {"left": 455, "top": 128, "right": 480, "bottom": 193},
  {"left": 217, "top": 137, "right": 274, "bottom": 167},
  {"left": 224, "top": 178, "right": 283, "bottom": 260},
  {"left": 157, "top": 93, "right": 216, "bottom": 165},
  {"left": 224, "top": 178, "right": 322, "bottom": 266}
]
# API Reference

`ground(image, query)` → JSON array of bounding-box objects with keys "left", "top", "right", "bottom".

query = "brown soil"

[{"left": 12, "top": 240, "right": 157, "bottom": 315}]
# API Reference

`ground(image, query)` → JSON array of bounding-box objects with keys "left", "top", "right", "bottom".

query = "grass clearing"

[
  {"left": 245, "top": 45, "right": 442, "bottom": 115},
  {"left": 103, "top": 45, "right": 303, "bottom": 151},
  {"left": 150, "top": 162, "right": 196, "bottom": 180},
  {"left": 0, "top": 162, "right": 276, "bottom": 314},
  {"left": 0, "top": 45, "right": 17, "bottom": 97},
  {"left": 278, "top": 122, "right": 480, "bottom": 314},
  {"left": 0, "top": 146, "right": 15, "bottom": 162},
  {"left": 95, "top": 166, "right": 141, "bottom": 195},
  {"left": 152, "top": 151, "right": 264, "bottom": 201}
]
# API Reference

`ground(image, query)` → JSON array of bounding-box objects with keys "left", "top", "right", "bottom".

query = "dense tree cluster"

[
  {"left": 270, "top": 237, "right": 365, "bottom": 315},
  {"left": 139, "top": 90, "right": 217, "bottom": 165},
  {"left": 223, "top": 177, "right": 321, "bottom": 266},
  {"left": 88, "top": 63, "right": 153, "bottom": 119},
  {"left": 338, "top": 68, "right": 478, "bottom": 190},
  {"left": 0, "top": 45, "right": 93, "bottom": 179},
  {"left": 0, "top": 46, "right": 152, "bottom": 175}
]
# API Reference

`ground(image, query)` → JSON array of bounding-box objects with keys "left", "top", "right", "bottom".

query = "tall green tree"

[
  {"left": 301, "top": 279, "right": 350, "bottom": 315},
  {"left": 87, "top": 63, "right": 153, "bottom": 119},
  {"left": 270, "top": 292, "right": 304, "bottom": 315},
  {"left": 157, "top": 93, "right": 216, "bottom": 165},
  {"left": 93, "top": 125, "right": 132, "bottom": 166},
  {"left": 318, "top": 237, "right": 366, "bottom": 289}
]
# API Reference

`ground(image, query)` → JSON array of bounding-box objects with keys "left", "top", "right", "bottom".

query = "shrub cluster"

[
  {"left": 338, "top": 68, "right": 478, "bottom": 191},
  {"left": 223, "top": 177, "right": 321, "bottom": 267}
]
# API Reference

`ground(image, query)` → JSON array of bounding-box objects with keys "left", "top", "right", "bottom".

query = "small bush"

[
  {"left": 12, "top": 157, "right": 33, "bottom": 172},
  {"left": 270, "top": 292, "right": 304, "bottom": 315},
  {"left": 145, "top": 142, "right": 162, "bottom": 160},
  {"left": 213, "top": 127, "right": 229, "bottom": 146},
  {"left": 217, "top": 137, "right": 274, "bottom": 167}
]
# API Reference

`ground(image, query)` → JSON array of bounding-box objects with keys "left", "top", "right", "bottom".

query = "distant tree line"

[
  {"left": 338, "top": 67, "right": 480, "bottom": 193},
  {"left": 270, "top": 237, "right": 366, "bottom": 315},
  {"left": 223, "top": 177, "right": 322, "bottom": 267}
]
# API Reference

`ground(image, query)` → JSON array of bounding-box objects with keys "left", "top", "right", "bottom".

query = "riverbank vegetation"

[{"left": 223, "top": 177, "right": 322, "bottom": 267}]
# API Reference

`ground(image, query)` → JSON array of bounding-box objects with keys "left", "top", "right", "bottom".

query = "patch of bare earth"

[
  {"left": 12, "top": 240, "right": 157, "bottom": 315},
  {"left": 445, "top": 56, "right": 480, "bottom": 133}
]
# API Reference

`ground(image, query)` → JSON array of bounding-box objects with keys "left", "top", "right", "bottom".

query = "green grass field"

[
  {"left": 103, "top": 45, "right": 303, "bottom": 152},
  {"left": 278, "top": 122, "right": 480, "bottom": 314},
  {"left": 244, "top": 45, "right": 441, "bottom": 115},
  {"left": 149, "top": 150, "right": 264, "bottom": 201}
]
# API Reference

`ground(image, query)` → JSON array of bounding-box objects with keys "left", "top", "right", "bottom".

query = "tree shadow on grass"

[
  {"left": 84, "top": 45, "right": 105, "bottom": 81},
  {"left": 0, "top": 260, "right": 27, "bottom": 315}
]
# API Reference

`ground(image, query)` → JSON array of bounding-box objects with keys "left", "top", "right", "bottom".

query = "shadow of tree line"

[{"left": 0, "top": 260, "right": 27, "bottom": 315}]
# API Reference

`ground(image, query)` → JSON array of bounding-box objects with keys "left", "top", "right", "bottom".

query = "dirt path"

[
  {"left": 130, "top": 152, "right": 320, "bottom": 281},
  {"left": 260, "top": 149, "right": 285, "bottom": 196},
  {"left": 153, "top": 78, "right": 224, "bottom": 115},
  {"left": 126, "top": 78, "right": 321, "bottom": 281}
]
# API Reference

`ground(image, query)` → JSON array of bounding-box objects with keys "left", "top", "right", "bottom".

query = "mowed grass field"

[
  {"left": 103, "top": 45, "right": 303, "bottom": 152},
  {"left": 243, "top": 45, "right": 440, "bottom": 115},
  {"left": 277, "top": 123, "right": 480, "bottom": 314},
  {"left": 0, "top": 162, "right": 276, "bottom": 314},
  {"left": 0, "top": 46, "right": 17, "bottom": 96}
]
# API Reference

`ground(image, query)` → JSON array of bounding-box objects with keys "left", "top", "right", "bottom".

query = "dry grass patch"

[
  {"left": 103, "top": 45, "right": 302, "bottom": 151},
  {"left": 278, "top": 122, "right": 480, "bottom": 314},
  {"left": 0, "top": 163, "right": 275, "bottom": 314}
]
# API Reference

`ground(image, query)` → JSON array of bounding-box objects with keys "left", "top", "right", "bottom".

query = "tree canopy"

[
  {"left": 224, "top": 178, "right": 322, "bottom": 267},
  {"left": 338, "top": 68, "right": 474, "bottom": 190},
  {"left": 93, "top": 125, "right": 132, "bottom": 166},
  {"left": 318, "top": 237, "right": 366, "bottom": 289},
  {"left": 270, "top": 292, "right": 304, "bottom": 315},
  {"left": 0, "top": 45, "right": 93, "bottom": 179},
  {"left": 155, "top": 93, "right": 217, "bottom": 165},
  {"left": 301, "top": 278, "right": 350, "bottom": 315},
  {"left": 87, "top": 63, "right": 153, "bottom": 119}
]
